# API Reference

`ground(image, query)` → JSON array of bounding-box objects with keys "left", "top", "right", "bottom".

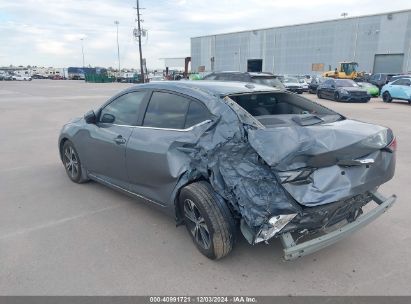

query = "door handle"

[{"left": 114, "top": 135, "right": 126, "bottom": 144}]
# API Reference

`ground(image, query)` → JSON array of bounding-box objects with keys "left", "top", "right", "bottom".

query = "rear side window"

[
  {"left": 143, "top": 92, "right": 189, "bottom": 129},
  {"left": 185, "top": 101, "right": 211, "bottom": 128}
]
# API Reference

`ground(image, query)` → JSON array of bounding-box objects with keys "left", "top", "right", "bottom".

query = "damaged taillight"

[
  {"left": 278, "top": 168, "right": 314, "bottom": 184},
  {"left": 386, "top": 137, "right": 397, "bottom": 153}
]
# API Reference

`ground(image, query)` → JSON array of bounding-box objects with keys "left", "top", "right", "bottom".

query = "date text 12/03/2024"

[{"left": 149, "top": 296, "right": 257, "bottom": 303}]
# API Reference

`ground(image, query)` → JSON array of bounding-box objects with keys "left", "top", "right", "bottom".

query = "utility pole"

[
  {"left": 136, "top": 0, "right": 145, "bottom": 83},
  {"left": 80, "top": 38, "right": 85, "bottom": 67},
  {"left": 114, "top": 21, "right": 121, "bottom": 75}
]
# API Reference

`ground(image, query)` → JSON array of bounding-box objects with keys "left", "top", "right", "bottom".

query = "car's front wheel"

[
  {"left": 334, "top": 92, "right": 340, "bottom": 102},
  {"left": 180, "top": 181, "right": 235, "bottom": 260},
  {"left": 317, "top": 90, "right": 323, "bottom": 99},
  {"left": 62, "top": 141, "right": 88, "bottom": 183},
  {"left": 382, "top": 91, "right": 392, "bottom": 103}
]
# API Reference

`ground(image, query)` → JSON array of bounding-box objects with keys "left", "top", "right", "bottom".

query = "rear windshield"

[
  {"left": 283, "top": 77, "right": 299, "bottom": 83},
  {"left": 228, "top": 92, "right": 337, "bottom": 116}
]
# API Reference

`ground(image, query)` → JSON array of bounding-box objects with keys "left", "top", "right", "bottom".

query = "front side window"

[
  {"left": 143, "top": 92, "right": 190, "bottom": 129},
  {"left": 100, "top": 91, "right": 147, "bottom": 125}
]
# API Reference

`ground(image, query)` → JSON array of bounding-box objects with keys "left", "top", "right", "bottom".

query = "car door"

[
  {"left": 80, "top": 90, "right": 149, "bottom": 184},
  {"left": 322, "top": 79, "right": 333, "bottom": 98},
  {"left": 398, "top": 79, "right": 411, "bottom": 99},
  {"left": 125, "top": 90, "right": 212, "bottom": 206},
  {"left": 388, "top": 79, "right": 404, "bottom": 99}
]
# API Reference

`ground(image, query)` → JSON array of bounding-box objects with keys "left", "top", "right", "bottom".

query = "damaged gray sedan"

[{"left": 59, "top": 81, "right": 397, "bottom": 260}]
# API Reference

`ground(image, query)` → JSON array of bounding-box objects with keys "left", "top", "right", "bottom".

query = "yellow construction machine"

[{"left": 323, "top": 62, "right": 364, "bottom": 80}]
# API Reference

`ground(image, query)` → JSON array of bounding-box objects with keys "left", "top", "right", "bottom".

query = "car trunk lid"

[{"left": 247, "top": 118, "right": 395, "bottom": 206}]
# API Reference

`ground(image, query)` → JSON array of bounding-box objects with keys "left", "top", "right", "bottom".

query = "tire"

[
  {"left": 334, "top": 92, "right": 340, "bottom": 102},
  {"left": 317, "top": 90, "right": 323, "bottom": 99},
  {"left": 179, "top": 181, "right": 235, "bottom": 260},
  {"left": 382, "top": 91, "right": 392, "bottom": 103},
  {"left": 62, "top": 140, "right": 88, "bottom": 183}
]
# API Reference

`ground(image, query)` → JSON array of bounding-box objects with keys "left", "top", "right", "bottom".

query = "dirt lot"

[{"left": 0, "top": 80, "right": 410, "bottom": 295}]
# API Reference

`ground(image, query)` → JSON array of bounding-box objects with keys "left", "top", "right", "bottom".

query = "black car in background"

[
  {"left": 369, "top": 73, "right": 397, "bottom": 89},
  {"left": 308, "top": 76, "right": 328, "bottom": 94},
  {"left": 202, "top": 72, "right": 285, "bottom": 90},
  {"left": 317, "top": 78, "right": 370, "bottom": 102}
]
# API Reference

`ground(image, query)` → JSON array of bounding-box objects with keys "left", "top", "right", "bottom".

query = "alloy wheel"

[
  {"left": 64, "top": 146, "right": 79, "bottom": 179},
  {"left": 184, "top": 199, "right": 211, "bottom": 249}
]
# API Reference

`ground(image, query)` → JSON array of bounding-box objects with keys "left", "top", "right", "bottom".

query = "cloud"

[{"left": 35, "top": 40, "right": 73, "bottom": 56}]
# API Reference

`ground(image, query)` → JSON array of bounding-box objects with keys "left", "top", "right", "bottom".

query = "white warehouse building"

[{"left": 190, "top": 9, "right": 411, "bottom": 75}]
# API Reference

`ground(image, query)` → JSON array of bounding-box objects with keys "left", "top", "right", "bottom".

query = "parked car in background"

[
  {"left": 380, "top": 77, "right": 411, "bottom": 104},
  {"left": 149, "top": 75, "right": 165, "bottom": 82},
  {"left": 357, "top": 82, "right": 379, "bottom": 97},
  {"left": 32, "top": 74, "right": 48, "bottom": 79},
  {"left": 389, "top": 74, "right": 411, "bottom": 83},
  {"left": 317, "top": 78, "right": 370, "bottom": 102},
  {"left": 51, "top": 75, "right": 64, "bottom": 80},
  {"left": 59, "top": 81, "right": 396, "bottom": 260},
  {"left": 308, "top": 76, "right": 328, "bottom": 94},
  {"left": 369, "top": 73, "right": 397, "bottom": 89},
  {"left": 280, "top": 76, "right": 304, "bottom": 94},
  {"left": 202, "top": 71, "right": 285, "bottom": 90},
  {"left": 12, "top": 75, "right": 32, "bottom": 81},
  {"left": 297, "top": 76, "right": 309, "bottom": 92},
  {"left": 2, "top": 74, "right": 13, "bottom": 81}
]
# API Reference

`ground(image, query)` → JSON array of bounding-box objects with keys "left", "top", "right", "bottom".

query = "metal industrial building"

[{"left": 191, "top": 9, "right": 411, "bottom": 75}]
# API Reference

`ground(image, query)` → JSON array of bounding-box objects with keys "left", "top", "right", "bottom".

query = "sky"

[{"left": 0, "top": 0, "right": 410, "bottom": 69}]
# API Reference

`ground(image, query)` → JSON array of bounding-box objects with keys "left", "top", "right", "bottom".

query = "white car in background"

[{"left": 12, "top": 75, "right": 32, "bottom": 81}]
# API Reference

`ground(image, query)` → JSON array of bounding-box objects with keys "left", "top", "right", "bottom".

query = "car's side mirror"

[
  {"left": 101, "top": 113, "right": 115, "bottom": 124},
  {"left": 84, "top": 110, "right": 96, "bottom": 124}
]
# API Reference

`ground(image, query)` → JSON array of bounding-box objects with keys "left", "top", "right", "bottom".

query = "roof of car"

[
  {"left": 129, "top": 80, "right": 281, "bottom": 96},
  {"left": 247, "top": 72, "right": 274, "bottom": 77},
  {"left": 209, "top": 71, "right": 275, "bottom": 77}
]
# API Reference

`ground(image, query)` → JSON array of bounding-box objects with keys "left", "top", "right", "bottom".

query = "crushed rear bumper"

[{"left": 279, "top": 191, "right": 396, "bottom": 261}]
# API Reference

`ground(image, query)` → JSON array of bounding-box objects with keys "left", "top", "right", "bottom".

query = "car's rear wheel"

[
  {"left": 62, "top": 141, "right": 87, "bottom": 183},
  {"left": 180, "top": 181, "right": 235, "bottom": 260},
  {"left": 382, "top": 92, "right": 392, "bottom": 103},
  {"left": 317, "top": 90, "right": 323, "bottom": 99}
]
